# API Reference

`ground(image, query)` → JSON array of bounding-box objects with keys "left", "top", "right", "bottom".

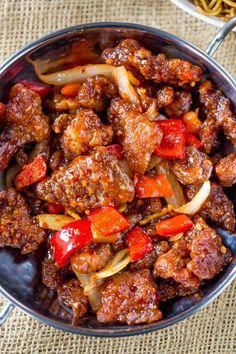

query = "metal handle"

[
  {"left": 0, "top": 300, "right": 15, "bottom": 326},
  {"left": 206, "top": 16, "right": 236, "bottom": 57}
]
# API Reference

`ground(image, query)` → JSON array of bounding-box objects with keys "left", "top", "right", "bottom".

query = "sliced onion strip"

[
  {"left": 139, "top": 206, "right": 171, "bottom": 225},
  {"left": 127, "top": 71, "right": 140, "bottom": 86},
  {"left": 65, "top": 209, "right": 81, "bottom": 220},
  {"left": 156, "top": 161, "right": 186, "bottom": 208},
  {"left": 37, "top": 214, "right": 74, "bottom": 230},
  {"left": 73, "top": 271, "right": 101, "bottom": 311},
  {"left": 173, "top": 180, "right": 211, "bottom": 215},
  {"left": 93, "top": 249, "right": 131, "bottom": 280},
  {"left": 112, "top": 66, "right": 140, "bottom": 106},
  {"left": 32, "top": 62, "right": 115, "bottom": 85},
  {"left": 143, "top": 101, "right": 158, "bottom": 121}
]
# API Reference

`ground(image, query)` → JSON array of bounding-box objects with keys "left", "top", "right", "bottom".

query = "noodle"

[{"left": 194, "top": 0, "right": 236, "bottom": 20}]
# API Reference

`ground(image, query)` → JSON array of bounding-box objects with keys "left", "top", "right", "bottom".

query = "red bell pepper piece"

[
  {"left": 186, "top": 133, "right": 202, "bottom": 149},
  {"left": 155, "top": 119, "right": 186, "bottom": 159},
  {"left": 89, "top": 205, "right": 131, "bottom": 236},
  {"left": 50, "top": 219, "right": 92, "bottom": 267},
  {"left": 156, "top": 214, "right": 193, "bottom": 236},
  {"left": 15, "top": 155, "right": 47, "bottom": 190},
  {"left": 127, "top": 226, "right": 153, "bottom": 262},
  {"left": 0, "top": 102, "right": 6, "bottom": 121},
  {"left": 47, "top": 203, "right": 65, "bottom": 214},
  {"left": 107, "top": 144, "right": 123, "bottom": 159},
  {"left": 136, "top": 174, "right": 173, "bottom": 198},
  {"left": 20, "top": 80, "right": 51, "bottom": 97}
]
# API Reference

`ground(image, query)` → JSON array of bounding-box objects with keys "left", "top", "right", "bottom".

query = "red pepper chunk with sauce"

[
  {"left": 15, "top": 155, "right": 47, "bottom": 190},
  {"left": 19, "top": 80, "right": 51, "bottom": 97},
  {"left": 186, "top": 133, "right": 203, "bottom": 149},
  {"left": 47, "top": 203, "right": 65, "bottom": 214},
  {"left": 50, "top": 219, "right": 93, "bottom": 268},
  {"left": 155, "top": 119, "right": 186, "bottom": 159},
  {"left": 136, "top": 174, "right": 173, "bottom": 198},
  {"left": 127, "top": 226, "right": 153, "bottom": 262},
  {"left": 89, "top": 205, "right": 130, "bottom": 236},
  {"left": 0, "top": 102, "right": 6, "bottom": 121},
  {"left": 156, "top": 214, "right": 193, "bottom": 236},
  {"left": 107, "top": 144, "right": 123, "bottom": 160}
]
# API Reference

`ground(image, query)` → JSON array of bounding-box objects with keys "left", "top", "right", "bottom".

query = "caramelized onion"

[
  {"left": 156, "top": 160, "right": 186, "bottom": 208},
  {"left": 37, "top": 214, "right": 74, "bottom": 230},
  {"left": 143, "top": 101, "right": 158, "bottom": 121},
  {"left": 32, "top": 62, "right": 115, "bottom": 85},
  {"left": 93, "top": 249, "right": 131, "bottom": 280},
  {"left": 127, "top": 71, "right": 140, "bottom": 86},
  {"left": 31, "top": 58, "right": 140, "bottom": 94},
  {"left": 112, "top": 66, "right": 140, "bottom": 106},
  {"left": 73, "top": 271, "right": 101, "bottom": 311},
  {"left": 65, "top": 209, "right": 81, "bottom": 219},
  {"left": 139, "top": 206, "right": 171, "bottom": 225},
  {"left": 174, "top": 180, "right": 211, "bottom": 215}
]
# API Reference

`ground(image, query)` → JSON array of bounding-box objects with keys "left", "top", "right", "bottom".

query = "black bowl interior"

[{"left": 0, "top": 23, "right": 235, "bottom": 337}]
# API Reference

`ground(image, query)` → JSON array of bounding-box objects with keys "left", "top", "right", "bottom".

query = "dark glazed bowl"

[{"left": 0, "top": 22, "right": 235, "bottom": 337}]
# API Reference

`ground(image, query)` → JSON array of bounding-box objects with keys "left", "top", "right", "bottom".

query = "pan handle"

[
  {"left": 206, "top": 16, "right": 236, "bottom": 57},
  {"left": 0, "top": 300, "right": 15, "bottom": 326}
]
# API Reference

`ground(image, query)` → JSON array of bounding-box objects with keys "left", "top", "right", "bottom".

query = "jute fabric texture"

[{"left": 0, "top": 1, "right": 235, "bottom": 353}]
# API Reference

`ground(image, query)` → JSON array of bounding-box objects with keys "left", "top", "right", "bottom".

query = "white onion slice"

[
  {"left": 32, "top": 63, "right": 115, "bottom": 85},
  {"left": 65, "top": 209, "right": 81, "bottom": 220},
  {"left": 74, "top": 272, "right": 101, "bottom": 311},
  {"left": 156, "top": 161, "right": 186, "bottom": 208},
  {"left": 127, "top": 71, "right": 140, "bottom": 86},
  {"left": 112, "top": 66, "right": 140, "bottom": 106},
  {"left": 37, "top": 214, "right": 74, "bottom": 230},
  {"left": 173, "top": 180, "right": 211, "bottom": 215},
  {"left": 32, "top": 59, "right": 141, "bottom": 107},
  {"left": 143, "top": 101, "right": 158, "bottom": 121},
  {"left": 93, "top": 249, "right": 131, "bottom": 280}
]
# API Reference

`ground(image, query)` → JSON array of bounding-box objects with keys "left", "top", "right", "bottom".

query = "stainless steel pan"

[{"left": 0, "top": 19, "right": 236, "bottom": 336}]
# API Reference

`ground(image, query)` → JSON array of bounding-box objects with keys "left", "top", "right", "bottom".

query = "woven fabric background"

[{"left": 0, "top": 0, "right": 235, "bottom": 353}]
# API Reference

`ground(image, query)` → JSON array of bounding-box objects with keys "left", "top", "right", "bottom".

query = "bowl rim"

[
  {"left": 0, "top": 21, "right": 236, "bottom": 337},
  {"left": 170, "top": 0, "right": 236, "bottom": 31}
]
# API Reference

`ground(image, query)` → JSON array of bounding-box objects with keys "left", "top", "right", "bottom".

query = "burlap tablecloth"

[{"left": 0, "top": 1, "right": 235, "bottom": 353}]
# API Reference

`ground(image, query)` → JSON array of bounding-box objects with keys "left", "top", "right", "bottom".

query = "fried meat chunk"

[
  {"left": 154, "top": 218, "right": 231, "bottom": 286},
  {"left": 97, "top": 270, "right": 162, "bottom": 324},
  {"left": 0, "top": 84, "right": 50, "bottom": 170},
  {"left": 109, "top": 97, "right": 162, "bottom": 174},
  {"left": 186, "top": 182, "right": 235, "bottom": 232},
  {"left": 61, "top": 109, "right": 113, "bottom": 158},
  {"left": 36, "top": 147, "right": 134, "bottom": 213},
  {"left": 186, "top": 218, "right": 232, "bottom": 279},
  {"left": 199, "top": 80, "right": 236, "bottom": 150},
  {"left": 57, "top": 279, "right": 88, "bottom": 322},
  {"left": 215, "top": 153, "right": 236, "bottom": 187},
  {"left": 0, "top": 188, "right": 45, "bottom": 253},
  {"left": 164, "top": 91, "right": 192, "bottom": 118},
  {"left": 71, "top": 244, "right": 113, "bottom": 274},
  {"left": 77, "top": 75, "right": 117, "bottom": 112},
  {"left": 102, "top": 39, "right": 202, "bottom": 86},
  {"left": 173, "top": 146, "right": 212, "bottom": 185}
]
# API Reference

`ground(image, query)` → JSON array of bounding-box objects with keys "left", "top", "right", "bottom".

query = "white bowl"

[{"left": 170, "top": 0, "right": 235, "bottom": 30}]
